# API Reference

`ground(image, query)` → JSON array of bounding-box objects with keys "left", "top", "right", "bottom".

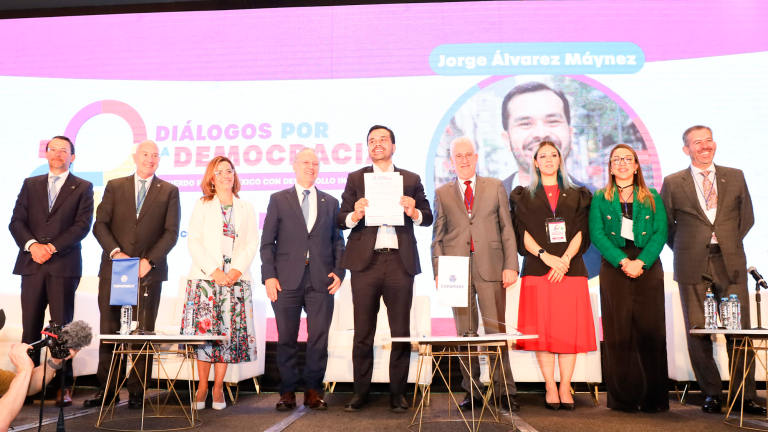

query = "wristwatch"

[{"left": 537, "top": 248, "right": 546, "bottom": 258}]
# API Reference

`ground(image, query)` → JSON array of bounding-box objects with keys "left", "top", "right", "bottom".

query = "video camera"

[{"left": 27, "top": 319, "right": 94, "bottom": 360}]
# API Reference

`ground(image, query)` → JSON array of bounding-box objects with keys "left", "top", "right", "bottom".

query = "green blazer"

[{"left": 588, "top": 187, "right": 667, "bottom": 268}]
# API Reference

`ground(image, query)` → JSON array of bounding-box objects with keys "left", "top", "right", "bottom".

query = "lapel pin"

[
  {"left": 321, "top": 198, "right": 325, "bottom": 202},
  {"left": 71, "top": 186, "right": 75, "bottom": 189}
]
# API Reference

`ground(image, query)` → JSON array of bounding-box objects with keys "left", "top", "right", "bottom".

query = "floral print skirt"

[{"left": 181, "top": 274, "right": 257, "bottom": 363}]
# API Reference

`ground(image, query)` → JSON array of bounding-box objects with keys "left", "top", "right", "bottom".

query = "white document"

[
  {"left": 364, "top": 172, "right": 404, "bottom": 226},
  {"left": 437, "top": 256, "right": 470, "bottom": 307}
]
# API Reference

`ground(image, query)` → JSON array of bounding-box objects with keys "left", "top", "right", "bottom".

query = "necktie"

[
  {"left": 464, "top": 180, "right": 474, "bottom": 252},
  {"left": 301, "top": 190, "right": 310, "bottom": 225},
  {"left": 136, "top": 179, "right": 147, "bottom": 215},
  {"left": 48, "top": 175, "right": 60, "bottom": 211},
  {"left": 700, "top": 171, "right": 718, "bottom": 210}
]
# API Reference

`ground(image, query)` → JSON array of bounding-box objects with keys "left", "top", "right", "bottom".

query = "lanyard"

[
  {"left": 618, "top": 184, "right": 633, "bottom": 217},
  {"left": 690, "top": 167, "right": 716, "bottom": 207},
  {"left": 221, "top": 204, "right": 234, "bottom": 231}
]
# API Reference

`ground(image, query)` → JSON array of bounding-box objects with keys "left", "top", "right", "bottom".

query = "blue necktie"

[
  {"left": 136, "top": 179, "right": 147, "bottom": 215},
  {"left": 48, "top": 175, "right": 60, "bottom": 211},
  {"left": 301, "top": 190, "right": 310, "bottom": 225}
]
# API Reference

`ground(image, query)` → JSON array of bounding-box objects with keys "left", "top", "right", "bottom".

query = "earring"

[
  {"left": 634, "top": 171, "right": 637, "bottom": 174},
  {"left": 211, "top": 183, "right": 215, "bottom": 190}
]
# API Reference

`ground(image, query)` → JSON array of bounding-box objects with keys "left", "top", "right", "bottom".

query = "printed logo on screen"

[
  {"left": 449, "top": 275, "right": 457, "bottom": 283},
  {"left": 121, "top": 275, "right": 128, "bottom": 283}
]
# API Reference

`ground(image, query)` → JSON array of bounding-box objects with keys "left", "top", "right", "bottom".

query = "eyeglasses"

[
  {"left": 214, "top": 169, "right": 235, "bottom": 176},
  {"left": 47, "top": 147, "right": 70, "bottom": 155},
  {"left": 611, "top": 156, "right": 636, "bottom": 165}
]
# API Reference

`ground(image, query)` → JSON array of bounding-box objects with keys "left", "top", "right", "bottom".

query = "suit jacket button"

[
  {"left": 607, "top": 215, "right": 611, "bottom": 220},
  {"left": 645, "top": 216, "right": 650, "bottom": 219},
  {"left": 611, "top": 232, "right": 615, "bottom": 235},
  {"left": 307, "top": 235, "right": 311, "bottom": 239},
  {"left": 642, "top": 232, "right": 647, "bottom": 235},
  {"left": 46, "top": 222, "right": 50, "bottom": 225},
  {"left": 467, "top": 242, "right": 470, "bottom": 245},
  {"left": 706, "top": 244, "right": 710, "bottom": 248},
  {"left": 469, "top": 222, "right": 473, "bottom": 225},
  {"left": 135, "top": 224, "right": 139, "bottom": 228},
  {"left": 130, "top": 242, "right": 134, "bottom": 245}
]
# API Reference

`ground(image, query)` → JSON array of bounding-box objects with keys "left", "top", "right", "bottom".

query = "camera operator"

[{"left": 0, "top": 343, "right": 77, "bottom": 432}]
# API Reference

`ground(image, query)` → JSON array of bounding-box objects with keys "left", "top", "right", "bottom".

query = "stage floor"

[{"left": 9, "top": 388, "right": 764, "bottom": 431}]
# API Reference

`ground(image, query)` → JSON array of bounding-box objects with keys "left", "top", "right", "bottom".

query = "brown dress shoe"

[
  {"left": 304, "top": 389, "right": 328, "bottom": 410},
  {"left": 56, "top": 388, "right": 72, "bottom": 407},
  {"left": 276, "top": 391, "right": 297, "bottom": 411}
]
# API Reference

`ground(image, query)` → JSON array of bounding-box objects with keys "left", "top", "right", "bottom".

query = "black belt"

[
  {"left": 374, "top": 248, "right": 396, "bottom": 253},
  {"left": 709, "top": 243, "right": 721, "bottom": 254}
]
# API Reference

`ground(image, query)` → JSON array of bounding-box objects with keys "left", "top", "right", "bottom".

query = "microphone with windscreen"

[
  {"left": 748, "top": 266, "right": 766, "bottom": 329},
  {"left": 27, "top": 320, "right": 93, "bottom": 359}
]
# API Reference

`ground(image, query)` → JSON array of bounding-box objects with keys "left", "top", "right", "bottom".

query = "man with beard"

[
  {"left": 661, "top": 126, "right": 763, "bottom": 415},
  {"left": 9, "top": 136, "right": 93, "bottom": 407}
]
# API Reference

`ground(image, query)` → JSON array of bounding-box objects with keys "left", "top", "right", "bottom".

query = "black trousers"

[
  {"left": 678, "top": 246, "right": 756, "bottom": 399},
  {"left": 600, "top": 242, "right": 669, "bottom": 412},
  {"left": 20, "top": 269, "right": 79, "bottom": 388},
  {"left": 271, "top": 265, "right": 334, "bottom": 395},
  {"left": 96, "top": 276, "right": 162, "bottom": 394},
  {"left": 351, "top": 250, "right": 414, "bottom": 396}
]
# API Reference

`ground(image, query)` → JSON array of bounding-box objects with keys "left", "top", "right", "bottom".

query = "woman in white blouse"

[{"left": 184, "top": 156, "right": 259, "bottom": 410}]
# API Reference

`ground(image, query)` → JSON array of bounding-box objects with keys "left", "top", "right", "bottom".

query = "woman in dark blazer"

[
  {"left": 589, "top": 144, "right": 669, "bottom": 412},
  {"left": 510, "top": 141, "right": 596, "bottom": 411}
]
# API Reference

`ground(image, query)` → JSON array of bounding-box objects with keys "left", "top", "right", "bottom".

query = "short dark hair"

[
  {"left": 682, "top": 125, "right": 713, "bottom": 146},
  {"left": 501, "top": 82, "right": 571, "bottom": 132},
  {"left": 367, "top": 125, "right": 395, "bottom": 145},
  {"left": 47, "top": 136, "right": 75, "bottom": 155}
]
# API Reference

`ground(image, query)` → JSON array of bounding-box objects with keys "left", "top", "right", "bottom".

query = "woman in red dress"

[{"left": 509, "top": 141, "right": 596, "bottom": 411}]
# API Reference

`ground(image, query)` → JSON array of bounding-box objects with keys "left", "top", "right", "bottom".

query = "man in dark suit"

[
  {"left": 431, "top": 137, "right": 520, "bottom": 411},
  {"left": 9, "top": 136, "right": 94, "bottom": 407},
  {"left": 260, "top": 147, "right": 345, "bottom": 412},
  {"left": 84, "top": 140, "right": 181, "bottom": 409},
  {"left": 661, "top": 125, "right": 764, "bottom": 415},
  {"left": 338, "top": 125, "right": 433, "bottom": 413}
]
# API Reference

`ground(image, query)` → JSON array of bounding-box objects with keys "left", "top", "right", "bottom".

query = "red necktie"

[{"left": 464, "top": 180, "right": 474, "bottom": 252}]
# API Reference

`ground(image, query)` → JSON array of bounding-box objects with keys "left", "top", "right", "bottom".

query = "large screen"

[{"left": 1, "top": 1, "right": 767, "bottom": 318}]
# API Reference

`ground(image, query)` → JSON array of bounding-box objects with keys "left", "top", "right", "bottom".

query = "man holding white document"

[
  {"left": 431, "top": 137, "right": 520, "bottom": 411},
  {"left": 337, "top": 125, "right": 433, "bottom": 413}
]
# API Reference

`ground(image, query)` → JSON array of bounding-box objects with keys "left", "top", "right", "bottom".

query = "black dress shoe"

[
  {"left": 344, "top": 393, "right": 370, "bottom": 412},
  {"left": 390, "top": 394, "right": 408, "bottom": 413},
  {"left": 83, "top": 390, "right": 120, "bottom": 408},
  {"left": 497, "top": 396, "right": 520, "bottom": 412},
  {"left": 128, "top": 393, "right": 144, "bottom": 409},
  {"left": 735, "top": 399, "right": 767, "bottom": 415},
  {"left": 560, "top": 402, "right": 575, "bottom": 411},
  {"left": 459, "top": 393, "right": 483, "bottom": 411},
  {"left": 702, "top": 396, "right": 722, "bottom": 413},
  {"left": 545, "top": 401, "right": 561, "bottom": 411}
]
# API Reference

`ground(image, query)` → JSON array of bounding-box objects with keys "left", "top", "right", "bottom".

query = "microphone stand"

[
  {"left": 464, "top": 254, "right": 478, "bottom": 338},
  {"left": 131, "top": 276, "right": 155, "bottom": 335},
  {"left": 755, "top": 281, "right": 764, "bottom": 330}
]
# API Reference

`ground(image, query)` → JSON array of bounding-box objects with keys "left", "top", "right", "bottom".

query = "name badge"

[
  {"left": 621, "top": 216, "right": 634, "bottom": 240},
  {"left": 221, "top": 235, "right": 234, "bottom": 255},
  {"left": 545, "top": 217, "right": 567, "bottom": 243}
]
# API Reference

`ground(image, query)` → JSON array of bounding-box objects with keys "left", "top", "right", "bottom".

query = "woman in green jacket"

[{"left": 589, "top": 144, "right": 669, "bottom": 413}]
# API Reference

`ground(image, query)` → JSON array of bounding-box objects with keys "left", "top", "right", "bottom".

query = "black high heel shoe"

[
  {"left": 545, "top": 401, "right": 561, "bottom": 410},
  {"left": 560, "top": 402, "right": 575, "bottom": 411}
]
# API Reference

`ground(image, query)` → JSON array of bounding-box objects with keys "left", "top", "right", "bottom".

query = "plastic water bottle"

[
  {"left": 183, "top": 300, "right": 195, "bottom": 335},
  {"left": 730, "top": 294, "right": 741, "bottom": 330},
  {"left": 120, "top": 305, "right": 132, "bottom": 335},
  {"left": 719, "top": 298, "right": 730, "bottom": 329},
  {"left": 704, "top": 292, "right": 718, "bottom": 330}
]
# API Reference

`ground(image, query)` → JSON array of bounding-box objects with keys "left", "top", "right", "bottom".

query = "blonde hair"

[
  {"left": 201, "top": 156, "right": 241, "bottom": 202},
  {"left": 603, "top": 144, "right": 656, "bottom": 212}
]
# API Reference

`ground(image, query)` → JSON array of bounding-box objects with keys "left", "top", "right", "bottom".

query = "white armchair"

[
  {"left": 150, "top": 276, "right": 267, "bottom": 404},
  {"left": 498, "top": 277, "right": 602, "bottom": 404},
  {"left": 324, "top": 279, "right": 432, "bottom": 393}
]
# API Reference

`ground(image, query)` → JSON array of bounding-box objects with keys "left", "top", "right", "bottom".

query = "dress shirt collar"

[
  {"left": 294, "top": 182, "right": 317, "bottom": 196},
  {"left": 458, "top": 174, "right": 477, "bottom": 189},
  {"left": 691, "top": 163, "right": 716, "bottom": 176},
  {"left": 372, "top": 163, "right": 395, "bottom": 173},
  {"left": 134, "top": 172, "right": 154, "bottom": 186},
  {"left": 48, "top": 170, "right": 70, "bottom": 183}
]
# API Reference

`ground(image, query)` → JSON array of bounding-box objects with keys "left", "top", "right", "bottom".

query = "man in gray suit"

[
  {"left": 431, "top": 136, "right": 520, "bottom": 411},
  {"left": 661, "top": 125, "right": 764, "bottom": 415}
]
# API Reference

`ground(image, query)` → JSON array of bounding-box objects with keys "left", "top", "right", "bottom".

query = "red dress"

[{"left": 516, "top": 185, "right": 596, "bottom": 353}]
